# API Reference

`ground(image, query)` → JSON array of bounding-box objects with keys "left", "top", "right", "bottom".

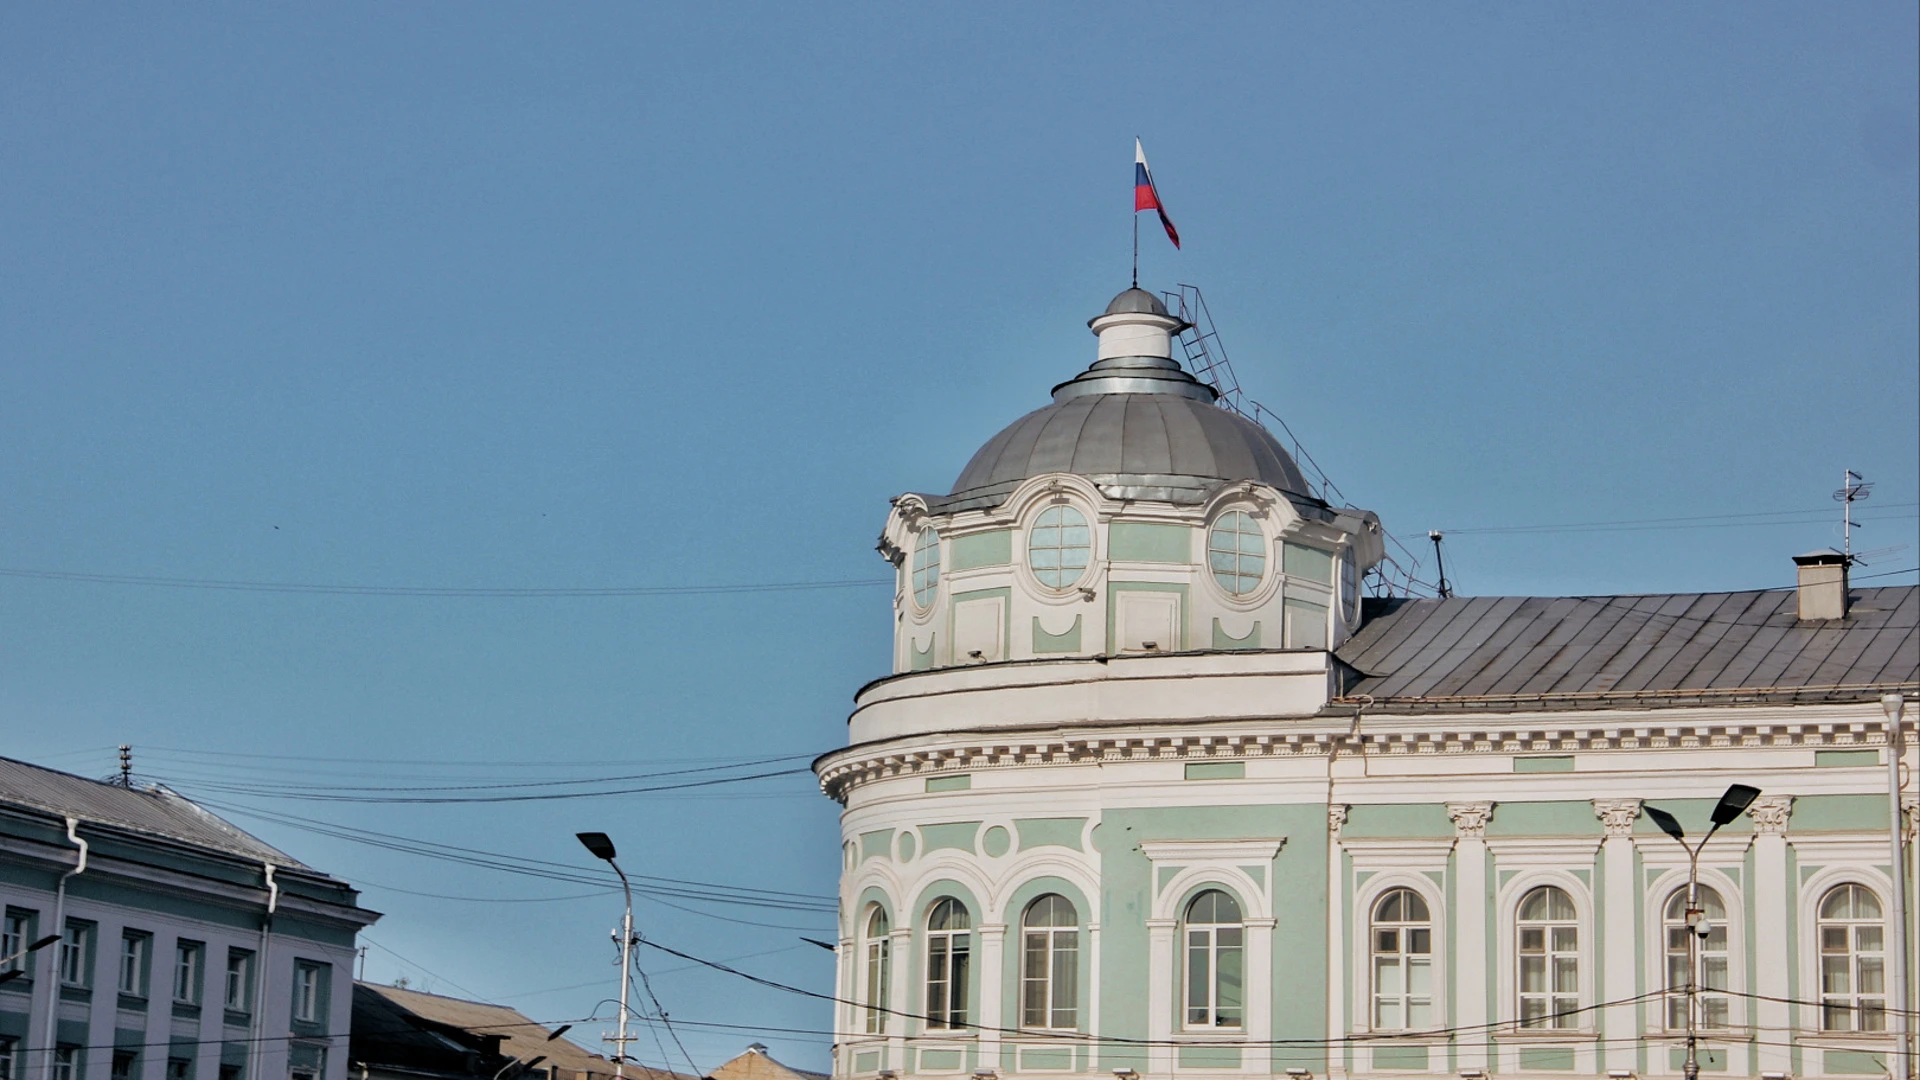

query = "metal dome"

[
  {"left": 947, "top": 393, "right": 1311, "bottom": 507},
  {"left": 1100, "top": 287, "right": 1171, "bottom": 317}
]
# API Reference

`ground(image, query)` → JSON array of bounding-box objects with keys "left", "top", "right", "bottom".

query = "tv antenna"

[{"left": 1833, "top": 470, "right": 1872, "bottom": 561}]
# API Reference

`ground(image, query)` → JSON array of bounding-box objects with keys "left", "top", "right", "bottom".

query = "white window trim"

[
  {"left": 293, "top": 963, "right": 321, "bottom": 1023},
  {"left": 1494, "top": 868, "right": 1597, "bottom": 1035},
  {"left": 1794, "top": 857, "right": 1897, "bottom": 1038},
  {"left": 1139, "top": 841, "right": 1282, "bottom": 1071},
  {"left": 923, "top": 900, "right": 972, "bottom": 1032},
  {"left": 1018, "top": 500, "right": 1098, "bottom": 596},
  {"left": 1351, "top": 871, "right": 1448, "bottom": 1034},
  {"left": 862, "top": 906, "right": 892, "bottom": 1035},
  {"left": 1019, "top": 896, "right": 1081, "bottom": 1032},
  {"left": 1640, "top": 866, "right": 1747, "bottom": 1033}
]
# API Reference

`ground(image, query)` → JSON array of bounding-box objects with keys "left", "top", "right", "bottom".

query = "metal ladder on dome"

[{"left": 1159, "top": 283, "right": 1436, "bottom": 599}]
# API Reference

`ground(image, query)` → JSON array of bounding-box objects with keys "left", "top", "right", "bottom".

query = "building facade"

[
  {"left": 0, "top": 758, "right": 377, "bottom": 1080},
  {"left": 815, "top": 288, "right": 1920, "bottom": 1080}
]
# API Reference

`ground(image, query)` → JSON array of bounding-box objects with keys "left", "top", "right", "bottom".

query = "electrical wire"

[
  {"left": 629, "top": 962, "right": 701, "bottom": 1078},
  {"left": 1440, "top": 504, "right": 1918, "bottom": 536},
  {"left": 0, "top": 566, "right": 890, "bottom": 598}
]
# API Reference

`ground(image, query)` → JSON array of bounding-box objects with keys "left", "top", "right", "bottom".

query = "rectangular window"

[
  {"left": 1, "top": 912, "right": 27, "bottom": 973},
  {"left": 120, "top": 933, "right": 150, "bottom": 996},
  {"left": 60, "top": 923, "right": 92, "bottom": 987},
  {"left": 1, "top": 1037, "right": 19, "bottom": 1080},
  {"left": 167, "top": 1060, "right": 191, "bottom": 1080},
  {"left": 53, "top": 1047, "right": 79, "bottom": 1080},
  {"left": 219, "top": 1066, "right": 242, "bottom": 1080},
  {"left": 112, "top": 1052, "right": 137, "bottom": 1080},
  {"left": 224, "top": 950, "right": 253, "bottom": 1012},
  {"left": 292, "top": 963, "right": 323, "bottom": 1024},
  {"left": 174, "top": 942, "right": 203, "bottom": 1004}
]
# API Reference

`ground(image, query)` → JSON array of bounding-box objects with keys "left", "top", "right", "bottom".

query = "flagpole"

[{"left": 1132, "top": 210, "right": 1139, "bottom": 288}]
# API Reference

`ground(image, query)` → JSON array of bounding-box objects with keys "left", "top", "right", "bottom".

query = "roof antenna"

[
  {"left": 1427, "top": 531, "right": 1454, "bottom": 599},
  {"left": 1834, "top": 469, "right": 1872, "bottom": 562},
  {"left": 117, "top": 745, "right": 133, "bottom": 788}
]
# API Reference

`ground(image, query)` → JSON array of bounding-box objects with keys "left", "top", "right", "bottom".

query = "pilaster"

[
  {"left": 1593, "top": 799, "right": 1642, "bottom": 1073},
  {"left": 1448, "top": 802, "right": 1494, "bottom": 1072},
  {"left": 1145, "top": 919, "right": 1176, "bottom": 1078},
  {"left": 1750, "top": 796, "right": 1794, "bottom": 1073},
  {"left": 977, "top": 923, "right": 1006, "bottom": 1070},
  {"left": 1326, "top": 806, "right": 1348, "bottom": 1080}
]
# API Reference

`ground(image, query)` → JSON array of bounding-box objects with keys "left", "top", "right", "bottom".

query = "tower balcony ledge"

[{"left": 847, "top": 649, "right": 1335, "bottom": 746}]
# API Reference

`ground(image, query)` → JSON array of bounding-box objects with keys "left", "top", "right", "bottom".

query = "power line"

[
  {"left": 0, "top": 565, "right": 889, "bottom": 598},
  {"left": 1439, "top": 505, "right": 1917, "bottom": 537}
]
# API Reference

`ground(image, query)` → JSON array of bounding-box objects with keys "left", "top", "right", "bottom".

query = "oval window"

[
  {"left": 1029, "top": 506, "right": 1091, "bottom": 589},
  {"left": 912, "top": 527, "right": 941, "bottom": 608},
  {"left": 1208, "top": 511, "right": 1266, "bottom": 596}
]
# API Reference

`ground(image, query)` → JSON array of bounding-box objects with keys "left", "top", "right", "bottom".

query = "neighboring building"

[
  {"left": 0, "top": 758, "right": 377, "bottom": 1080},
  {"left": 708, "top": 1044, "right": 823, "bottom": 1080},
  {"left": 348, "top": 984, "right": 649, "bottom": 1080},
  {"left": 815, "top": 287, "right": 1920, "bottom": 1080}
]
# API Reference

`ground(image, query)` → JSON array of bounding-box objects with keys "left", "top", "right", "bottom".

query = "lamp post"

[
  {"left": 1885, "top": 693, "right": 1913, "bottom": 1080},
  {"left": 1645, "top": 784, "right": 1762, "bottom": 1080},
  {"left": 578, "top": 832, "right": 634, "bottom": 1080},
  {"left": 0, "top": 933, "right": 62, "bottom": 986}
]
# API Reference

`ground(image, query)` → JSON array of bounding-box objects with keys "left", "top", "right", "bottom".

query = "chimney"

[{"left": 1793, "top": 551, "right": 1851, "bottom": 620}]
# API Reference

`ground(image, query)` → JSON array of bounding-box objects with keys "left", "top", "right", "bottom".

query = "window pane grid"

[
  {"left": 1819, "top": 884, "right": 1887, "bottom": 1032},
  {"left": 1370, "top": 888, "right": 1433, "bottom": 1031},
  {"left": 1029, "top": 507, "right": 1091, "bottom": 589},
  {"left": 925, "top": 899, "right": 971, "bottom": 1030},
  {"left": 1663, "top": 887, "right": 1731, "bottom": 1031},
  {"left": 1020, "top": 896, "right": 1080, "bottom": 1030},
  {"left": 911, "top": 529, "right": 940, "bottom": 608},
  {"left": 1183, "top": 890, "right": 1244, "bottom": 1030},
  {"left": 1517, "top": 887, "right": 1578, "bottom": 1029},
  {"left": 1207, "top": 512, "right": 1266, "bottom": 596}
]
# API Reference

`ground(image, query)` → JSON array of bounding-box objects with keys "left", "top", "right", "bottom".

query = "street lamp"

[
  {"left": 1645, "top": 784, "right": 1762, "bottom": 1080},
  {"left": 0, "top": 933, "right": 63, "bottom": 986},
  {"left": 492, "top": 1057, "right": 547, "bottom": 1080},
  {"left": 577, "top": 832, "right": 634, "bottom": 1080}
]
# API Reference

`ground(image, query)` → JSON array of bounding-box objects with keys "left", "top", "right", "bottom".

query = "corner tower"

[{"left": 876, "top": 287, "right": 1384, "bottom": 674}]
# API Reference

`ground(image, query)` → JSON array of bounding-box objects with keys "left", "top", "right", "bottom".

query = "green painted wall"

[
  {"left": 1282, "top": 542, "right": 1334, "bottom": 584},
  {"left": 1513, "top": 755, "right": 1575, "bottom": 773},
  {"left": 1014, "top": 818, "right": 1085, "bottom": 852},
  {"left": 1109, "top": 523, "right": 1191, "bottom": 563},
  {"left": 921, "top": 822, "right": 980, "bottom": 854},
  {"left": 1184, "top": 762, "right": 1245, "bottom": 780},
  {"left": 1342, "top": 803, "right": 1455, "bottom": 839},
  {"left": 950, "top": 530, "right": 1013, "bottom": 571},
  {"left": 1032, "top": 615, "right": 1082, "bottom": 654},
  {"left": 860, "top": 830, "right": 894, "bottom": 862},
  {"left": 1485, "top": 801, "right": 1603, "bottom": 837},
  {"left": 1210, "top": 619, "right": 1262, "bottom": 650},
  {"left": 925, "top": 776, "right": 971, "bottom": 793},
  {"left": 1792, "top": 793, "right": 1890, "bottom": 831},
  {"left": 1816, "top": 749, "right": 1880, "bottom": 768}
]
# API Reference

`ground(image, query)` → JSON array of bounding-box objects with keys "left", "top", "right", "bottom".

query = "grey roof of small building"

[
  {"left": 939, "top": 393, "right": 1313, "bottom": 512},
  {"left": 1336, "top": 585, "right": 1918, "bottom": 710},
  {"left": 0, "top": 755, "right": 304, "bottom": 867}
]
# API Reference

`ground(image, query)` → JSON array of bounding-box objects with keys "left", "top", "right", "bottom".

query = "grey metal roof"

[
  {"left": 0, "top": 755, "right": 305, "bottom": 868},
  {"left": 941, "top": 393, "right": 1313, "bottom": 511},
  {"left": 1336, "top": 585, "right": 1919, "bottom": 710},
  {"left": 1100, "top": 287, "right": 1171, "bottom": 317}
]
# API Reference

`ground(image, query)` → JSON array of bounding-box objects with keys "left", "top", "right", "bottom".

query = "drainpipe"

[
  {"left": 247, "top": 864, "right": 280, "bottom": 1080},
  {"left": 40, "top": 819, "right": 88, "bottom": 1080},
  {"left": 1887, "top": 694, "right": 1912, "bottom": 1080}
]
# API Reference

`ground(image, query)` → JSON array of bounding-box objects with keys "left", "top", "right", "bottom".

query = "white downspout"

[
  {"left": 247, "top": 864, "right": 280, "bottom": 1080},
  {"left": 40, "top": 819, "right": 88, "bottom": 1080}
]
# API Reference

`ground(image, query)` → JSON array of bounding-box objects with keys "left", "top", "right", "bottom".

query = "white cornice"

[{"left": 1138, "top": 839, "right": 1285, "bottom": 863}]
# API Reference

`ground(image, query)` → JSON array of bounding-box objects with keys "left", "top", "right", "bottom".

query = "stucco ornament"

[
  {"left": 1447, "top": 801, "right": 1494, "bottom": 839},
  {"left": 1327, "top": 804, "right": 1349, "bottom": 836},
  {"left": 1747, "top": 795, "right": 1794, "bottom": 836},
  {"left": 1591, "top": 799, "right": 1642, "bottom": 837},
  {"left": 1904, "top": 793, "right": 1919, "bottom": 843}
]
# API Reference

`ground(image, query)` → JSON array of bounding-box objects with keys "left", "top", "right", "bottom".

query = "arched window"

[
  {"left": 863, "top": 907, "right": 891, "bottom": 1034},
  {"left": 1208, "top": 511, "right": 1266, "bottom": 596},
  {"left": 1020, "top": 895, "right": 1079, "bottom": 1030},
  {"left": 1183, "top": 890, "right": 1244, "bottom": 1030},
  {"left": 912, "top": 528, "right": 941, "bottom": 608},
  {"left": 925, "top": 898, "right": 971, "bottom": 1030},
  {"left": 1819, "top": 883, "right": 1886, "bottom": 1031},
  {"left": 1371, "top": 888, "right": 1432, "bottom": 1030},
  {"left": 1663, "top": 887, "right": 1729, "bottom": 1030},
  {"left": 1029, "top": 506, "right": 1091, "bottom": 588},
  {"left": 1517, "top": 886, "right": 1578, "bottom": 1029}
]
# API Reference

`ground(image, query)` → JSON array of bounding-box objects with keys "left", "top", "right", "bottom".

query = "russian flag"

[{"left": 1134, "top": 138, "right": 1180, "bottom": 249}]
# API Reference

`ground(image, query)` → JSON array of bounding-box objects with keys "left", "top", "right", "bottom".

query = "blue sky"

[{"left": 2, "top": 3, "right": 1915, "bottom": 1071}]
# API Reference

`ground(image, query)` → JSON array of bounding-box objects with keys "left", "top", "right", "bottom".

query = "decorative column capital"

[
  {"left": 1592, "top": 799, "right": 1642, "bottom": 837},
  {"left": 1748, "top": 795, "right": 1794, "bottom": 836},
  {"left": 1448, "top": 801, "right": 1495, "bottom": 839},
  {"left": 1329, "top": 804, "right": 1350, "bottom": 837}
]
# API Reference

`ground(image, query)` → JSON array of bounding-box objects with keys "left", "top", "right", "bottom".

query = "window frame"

[
  {"left": 862, "top": 906, "right": 891, "bottom": 1035},
  {"left": 119, "top": 932, "right": 152, "bottom": 998},
  {"left": 1817, "top": 882, "right": 1887, "bottom": 1033},
  {"left": 174, "top": 941, "right": 204, "bottom": 1006},
  {"left": 910, "top": 527, "right": 941, "bottom": 611},
  {"left": 52, "top": 1047, "right": 78, "bottom": 1080},
  {"left": 1025, "top": 503, "right": 1093, "bottom": 592},
  {"left": 923, "top": 898, "right": 971, "bottom": 1031},
  {"left": 59, "top": 922, "right": 93, "bottom": 989},
  {"left": 224, "top": 949, "right": 255, "bottom": 1013},
  {"left": 1369, "top": 887, "right": 1434, "bottom": 1032},
  {"left": 1205, "top": 510, "right": 1268, "bottom": 598},
  {"left": 1515, "top": 885, "right": 1582, "bottom": 1030},
  {"left": 1181, "top": 889, "right": 1246, "bottom": 1032},
  {"left": 1019, "top": 894, "right": 1080, "bottom": 1032},
  {"left": 1, "top": 1036, "right": 21, "bottom": 1080},
  {"left": 1661, "top": 885, "right": 1732, "bottom": 1032},
  {"left": 291, "top": 962, "right": 324, "bottom": 1025},
  {"left": 1, "top": 910, "right": 30, "bottom": 975}
]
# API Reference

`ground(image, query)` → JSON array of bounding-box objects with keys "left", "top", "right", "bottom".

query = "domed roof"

[
  {"left": 948, "top": 393, "right": 1311, "bottom": 507},
  {"left": 938, "top": 287, "right": 1312, "bottom": 509}
]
